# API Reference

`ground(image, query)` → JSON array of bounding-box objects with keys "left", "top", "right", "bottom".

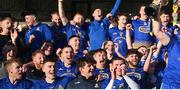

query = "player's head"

[
  {"left": 160, "top": 10, "right": 171, "bottom": 26},
  {"left": 139, "top": 5, "right": 149, "bottom": 20},
  {"left": 102, "top": 40, "right": 114, "bottom": 54},
  {"left": 68, "top": 35, "right": 80, "bottom": 51},
  {"left": 126, "top": 49, "right": 141, "bottom": 68},
  {"left": 73, "top": 13, "right": 84, "bottom": 26},
  {"left": 93, "top": 49, "right": 107, "bottom": 68},
  {"left": 24, "top": 11, "right": 37, "bottom": 27},
  {"left": 116, "top": 14, "right": 127, "bottom": 27},
  {"left": 58, "top": 45, "right": 74, "bottom": 65},
  {"left": 77, "top": 58, "right": 95, "bottom": 78},
  {"left": 0, "top": 17, "right": 12, "bottom": 31},
  {"left": 112, "top": 57, "right": 126, "bottom": 76},
  {"left": 32, "top": 50, "right": 46, "bottom": 69},
  {"left": 4, "top": 58, "right": 23, "bottom": 80},
  {"left": 93, "top": 8, "right": 103, "bottom": 21},
  {"left": 51, "top": 11, "right": 61, "bottom": 26},
  {"left": 137, "top": 45, "right": 148, "bottom": 56},
  {"left": 2, "top": 42, "right": 17, "bottom": 60},
  {"left": 42, "top": 59, "right": 56, "bottom": 80}
]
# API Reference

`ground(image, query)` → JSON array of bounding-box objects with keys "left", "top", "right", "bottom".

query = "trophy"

[
  {"left": 145, "top": 0, "right": 169, "bottom": 19},
  {"left": 172, "top": 0, "right": 179, "bottom": 25}
]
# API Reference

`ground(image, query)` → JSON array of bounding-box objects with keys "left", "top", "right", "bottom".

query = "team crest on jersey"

[
  {"left": 100, "top": 23, "right": 104, "bottom": 27},
  {"left": 94, "top": 83, "right": 100, "bottom": 88},
  {"left": 138, "top": 26, "right": 150, "bottom": 33},
  {"left": 36, "top": 27, "right": 40, "bottom": 31}
]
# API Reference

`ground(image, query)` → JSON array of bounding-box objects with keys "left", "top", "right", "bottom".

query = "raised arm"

[
  {"left": 152, "top": 41, "right": 162, "bottom": 59},
  {"left": 58, "top": 0, "right": 68, "bottom": 26},
  {"left": 126, "top": 23, "right": 133, "bottom": 49},
  {"left": 152, "top": 19, "right": 170, "bottom": 46},
  {"left": 114, "top": 43, "right": 126, "bottom": 60},
  {"left": 143, "top": 45, "right": 156, "bottom": 72},
  {"left": 110, "top": 0, "right": 122, "bottom": 17}
]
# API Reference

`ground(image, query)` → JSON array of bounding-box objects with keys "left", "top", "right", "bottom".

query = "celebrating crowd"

[{"left": 0, "top": 0, "right": 180, "bottom": 89}]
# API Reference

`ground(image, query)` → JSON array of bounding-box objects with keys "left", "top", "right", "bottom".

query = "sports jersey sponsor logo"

[
  {"left": 60, "top": 73, "right": 76, "bottom": 77},
  {"left": 100, "top": 73, "right": 109, "bottom": 79},
  {"left": 126, "top": 72, "right": 141, "bottom": 80},
  {"left": 138, "top": 26, "right": 151, "bottom": 33}
]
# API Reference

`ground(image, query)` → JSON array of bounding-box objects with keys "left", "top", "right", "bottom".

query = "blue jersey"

[
  {"left": 74, "top": 51, "right": 84, "bottom": 61},
  {"left": 32, "top": 77, "right": 70, "bottom": 89},
  {"left": 25, "top": 23, "right": 53, "bottom": 53},
  {"left": 162, "top": 38, "right": 180, "bottom": 88},
  {"left": 126, "top": 67, "right": 145, "bottom": 88},
  {"left": 88, "top": 0, "right": 121, "bottom": 51},
  {"left": 49, "top": 24, "right": 67, "bottom": 50},
  {"left": 64, "top": 22, "right": 88, "bottom": 51},
  {"left": 101, "top": 77, "right": 130, "bottom": 89},
  {"left": 0, "top": 77, "right": 33, "bottom": 89},
  {"left": 56, "top": 60, "right": 78, "bottom": 79},
  {"left": 132, "top": 19, "right": 155, "bottom": 48},
  {"left": 88, "top": 18, "right": 110, "bottom": 51},
  {"left": 108, "top": 26, "right": 133, "bottom": 57},
  {"left": 156, "top": 24, "right": 173, "bottom": 62},
  {"left": 93, "top": 68, "right": 111, "bottom": 80}
]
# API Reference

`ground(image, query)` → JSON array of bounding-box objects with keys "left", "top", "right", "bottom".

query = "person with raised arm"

[{"left": 88, "top": 0, "right": 122, "bottom": 51}]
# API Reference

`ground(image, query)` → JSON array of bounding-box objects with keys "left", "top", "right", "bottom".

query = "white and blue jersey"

[
  {"left": 56, "top": 60, "right": 78, "bottom": 79},
  {"left": 88, "top": 0, "right": 121, "bottom": 51},
  {"left": 132, "top": 19, "right": 155, "bottom": 48},
  {"left": 108, "top": 26, "right": 133, "bottom": 57},
  {"left": 88, "top": 18, "right": 110, "bottom": 51},
  {"left": 25, "top": 23, "right": 53, "bottom": 53},
  {"left": 64, "top": 22, "right": 88, "bottom": 51},
  {"left": 0, "top": 77, "right": 33, "bottom": 89},
  {"left": 126, "top": 67, "right": 145, "bottom": 88},
  {"left": 32, "top": 77, "right": 70, "bottom": 89},
  {"left": 93, "top": 68, "right": 111, "bottom": 81},
  {"left": 101, "top": 76, "right": 137, "bottom": 89},
  {"left": 162, "top": 37, "right": 180, "bottom": 88},
  {"left": 74, "top": 52, "right": 84, "bottom": 61}
]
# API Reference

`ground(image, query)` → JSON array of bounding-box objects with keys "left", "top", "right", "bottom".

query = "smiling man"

[
  {"left": 0, "top": 58, "right": 33, "bottom": 89},
  {"left": 66, "top": 57, "right": 100, "bottom": 89},
  {"left": 32, "top": 59, "right": 70, "bottom": 89}
]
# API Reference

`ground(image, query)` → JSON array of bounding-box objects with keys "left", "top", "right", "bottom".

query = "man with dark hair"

[
  {"left": 152, "top": 9, "right": 180, "bottom": 88},
  {"left": 66, "top": 58, "right": 100, "bottom": 89},
  {"left": 0, "top": 58, "right": 33, "bottom": 89},
  {"left": 88, "top": 0, "right": 121, "bottom": 51},
  {"left": 58, "top": 0, "right": 88, "bottom": 52},
  {"left": 101, "top": 57, "right": 140, "bottom": 89},
  {"left": 24, "top": 11, "right": 53, "bottom": 56},
  {"left": 49, "top": 11, "right": 67, "bottom": 50},
  {"left": 32, "top": 59, "right": 70, "bottom": 89},
  {"left": 132, "top": 5, "right": 155, "bottom": 48}
]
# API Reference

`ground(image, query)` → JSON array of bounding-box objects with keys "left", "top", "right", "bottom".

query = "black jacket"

[{"left": 66, "top": 75, "right": 100, "bottom": 89}]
